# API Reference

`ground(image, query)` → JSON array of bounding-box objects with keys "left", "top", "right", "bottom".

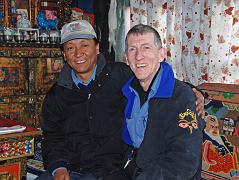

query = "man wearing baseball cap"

[
  {"left": 38, "top": 20, "right": 205, "bottom": 180},
  {"left": 38, "top": 19, "right": 133, "bottom": 180}
]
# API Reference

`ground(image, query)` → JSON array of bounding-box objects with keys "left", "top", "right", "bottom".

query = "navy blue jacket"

[
  {"left": 41, "top": 54, "right": 132, "bottom": 177},
  {"left": 122, "top": 62, "right": 204, "bottom": 180}
]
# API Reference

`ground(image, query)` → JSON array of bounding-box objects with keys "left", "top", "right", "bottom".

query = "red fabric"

[
  {"left": 0, "top": 118, "right": 37, "bottom": 132},
  {"left": 0, "top": 163, "right": 20, "bottom": 180}
]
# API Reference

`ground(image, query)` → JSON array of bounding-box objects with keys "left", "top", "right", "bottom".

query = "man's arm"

[
  {"left": 158, "top": 47, "right": 205, "bottom": 118},
  {"left": 41, "top": 89, "right": 70, "bottom": 177},
  {"left": 183, "top": 82, "right": 205, "bottom": 119},
  {"left": 192, "top": 88, "right": 205, "bottom": 118}
]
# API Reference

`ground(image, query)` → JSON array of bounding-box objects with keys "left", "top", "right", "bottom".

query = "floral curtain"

[{"left": 129, "top": 0, "right": 239, "bottom": 85}]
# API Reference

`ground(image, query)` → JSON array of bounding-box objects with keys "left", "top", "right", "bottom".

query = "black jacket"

[
  {"left": 122, "top": 62, "right": 204, "bottom": 180},
  {"left": 41, "top": 54, "right": 132, "bottom": 177}
]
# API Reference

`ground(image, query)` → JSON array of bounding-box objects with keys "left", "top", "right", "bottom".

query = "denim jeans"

[
  {"left": 36, "top": 171, "right": 99, "bottom": 180},
  {"left": 70, "top": 171, "right": 99, "bottom": 180}
]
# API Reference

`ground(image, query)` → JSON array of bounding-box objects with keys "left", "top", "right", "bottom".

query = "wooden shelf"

[{"left": 0, "top": 45, "right": 62, "bottom": 58}]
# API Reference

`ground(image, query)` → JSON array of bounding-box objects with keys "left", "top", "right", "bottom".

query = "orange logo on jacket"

[{"left": 178, "top": 109, "right": 198, "bottom": 134}]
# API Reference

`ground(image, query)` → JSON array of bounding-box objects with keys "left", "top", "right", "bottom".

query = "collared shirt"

[
  {"left": 71, "top": 66, "right": 97, "bottom": 88},
  {"left": 126, "top": 66, "right": 163, "bottom": 148}
]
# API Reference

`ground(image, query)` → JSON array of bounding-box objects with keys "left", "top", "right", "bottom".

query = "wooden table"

[{"left": 0, "top": 118, "right": 42, "bottom": 180}]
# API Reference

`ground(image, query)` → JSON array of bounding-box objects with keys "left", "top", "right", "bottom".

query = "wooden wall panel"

[
  {"left": 0, "top": 96, "right": 36, "bottom": 126},
  {"left": 29, "top": 57, "right": 64, "bottom": 95},
  {"left": 0, "top": 55, "right": 63, "bottom": 128},
  {"left": 0, "top": 58, "right": 27, "bottom": 96}
]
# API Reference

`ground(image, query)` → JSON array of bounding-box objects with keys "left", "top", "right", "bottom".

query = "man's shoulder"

[
  {"left": 46, "top": 83, "right": 72, "bottom": 98},
  {"left": 174, "top": 79, "right": 195, "bottom": 98},
  {"left": 105, "top": 61, "right": 129, "bottom": 70},
  {"left": 175, "top": 79, "right": 194, "bottom": 91},
  {"left": 104, "top": 62, "right": 132, "bottom": 78}
]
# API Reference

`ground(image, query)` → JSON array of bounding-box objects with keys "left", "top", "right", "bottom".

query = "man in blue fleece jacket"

[{"left": 121, "top": 24, "right": 204, "bottom": 180}]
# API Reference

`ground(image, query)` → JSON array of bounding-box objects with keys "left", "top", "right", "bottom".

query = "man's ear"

[
  {"left": 158, "top": 47, "right": 167, "bottom": 62},
  {"left": 62, "top": 52, "right": 67, "bottom": 62},
  {"left": 96, "top": 43, "right": 100, "bottom": 54},
  {"left": 124, "top": 54, "right": 129, "bottom": 65}
]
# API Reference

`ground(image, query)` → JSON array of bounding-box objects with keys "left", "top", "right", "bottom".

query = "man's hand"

[
  {"left": 54, "top": 168, "right": 70, "bottom": 180},
  {"left": 192, "top": 88, "right": 205, "bottom": 119}
]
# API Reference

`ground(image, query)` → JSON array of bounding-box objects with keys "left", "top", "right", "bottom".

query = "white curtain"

[{"left": 128, "top": 0, "right": 239, "bottom": 85}]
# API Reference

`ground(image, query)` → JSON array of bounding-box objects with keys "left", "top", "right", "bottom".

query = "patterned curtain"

[{"left": 129, "top": 0, "right": 239, "bottom": 85}]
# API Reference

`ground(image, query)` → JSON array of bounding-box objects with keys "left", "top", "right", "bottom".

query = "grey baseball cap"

[{"left": 60, "top": 20, "right": 97, "bottom": 44}]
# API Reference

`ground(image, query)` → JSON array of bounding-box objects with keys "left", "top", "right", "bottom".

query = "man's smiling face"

[
  {"left": 63, "top": 38, "right": 99, "bottom": 83},
  {"left": 126, "top": 32, "right": 164, "bottom": 90}
]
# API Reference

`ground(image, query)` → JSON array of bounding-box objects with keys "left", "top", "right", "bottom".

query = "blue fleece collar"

[{"left": 122, "top": 61, "right": 175, "bottom": 146}]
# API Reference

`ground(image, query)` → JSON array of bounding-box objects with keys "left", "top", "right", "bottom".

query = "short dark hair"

[{"left": 125, "top": 24, "right": 162, "bottom": 52}]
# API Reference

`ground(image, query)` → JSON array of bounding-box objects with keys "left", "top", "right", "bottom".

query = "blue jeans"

[
  {"left": 36, "top": 171, "right": 99, "bottom": 180},
  {"left": 71, "top": 171, "right": 99, "bottom": 180}
]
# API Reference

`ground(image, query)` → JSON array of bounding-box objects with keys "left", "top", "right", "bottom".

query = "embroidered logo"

[{"left": 178, "top": 109, "right": 198, "bottom": 134}]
